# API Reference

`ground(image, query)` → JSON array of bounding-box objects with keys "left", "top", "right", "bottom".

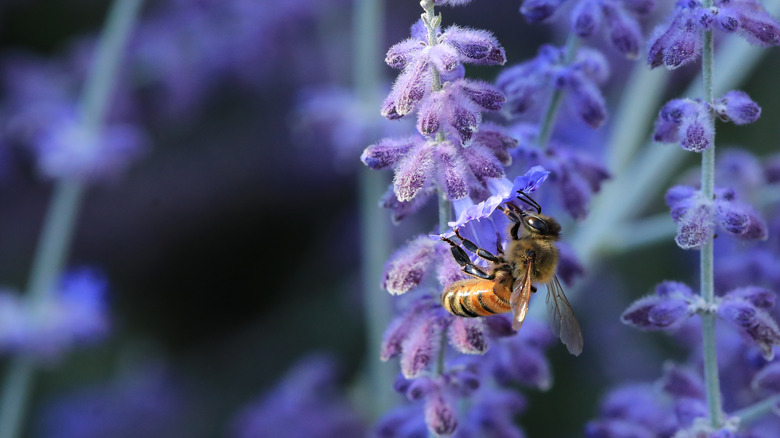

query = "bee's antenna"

[{"left": 516, "top": 190, "right": 542, "bottom": 214}]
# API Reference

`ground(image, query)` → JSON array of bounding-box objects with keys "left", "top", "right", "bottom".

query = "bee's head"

[{"left": 518, "top": 211, "right": 561, "bottom": 239}]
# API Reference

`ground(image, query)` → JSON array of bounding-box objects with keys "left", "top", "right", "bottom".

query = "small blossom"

[
  {"left": 520, "top": 0, "right": 566, "bottom": 23},
  {"left": 381, "top": 297, "right": 438, "bottom": 361},
  {"left": 665, "top": 185, "right": 766, "bottom": 249},
  {"left": 510, "top": 132, "right": 610, "bottom": 219},
  {"left": 751, "top": 362, "right": 780, "bottom": 393},
  {"left": 401, "top": 311, "right": 448, "bottom": 378},
  {"left": 647, "top": 11, "right": 702, "bottom": 70},
  {"left": 572, "top": 0, "right": 601, "bottom": 37},
  {"left": 447, "top": 165, "right": 550, "bottom": 230},
  {"left": 434, "top": 0, "right": 474, "bottom": 6},
  {"left": 588, "top": 384, "right": 677, "bottom": 436},
  {"left": 0, "top": 268, "right": 110, "bottom": 361},
  {"left": 717, "top": 298, "right": 780, "bottom": 360},
  {"left": 713, "top": 90, "right": 762, "bottom": 125},
  {"left": 648, "top": 0, "right": 780, "bottom": 70},
  {"left": 602, "top": 2, "right": 643, "bottom": 59},
  {"left": 423, "top": 384, "right": 458, "bottom": 436},
  {"left": 382, "top": 235, "right": 438, "bottom": 295},
  {"left": 497, "top": 45, "right": 610, "bottom": 126},
  {"left": 621, "top": 283, "right": 693, "bottom": 331},
  {"left": 448, "top": 317, "right": 489, "bottom": 354},
  {"left": 659, "top": 363, "right": 706, "bottom": 400},
  {"left": 361, "top": 136, "right": 419, "bottom": 170},
  {"left": 231, "top": 355, "right": 365, "bottom": 438},
  {"left": 38, "top": 364, "right": 186, "bottom": 438},
  {"left": 490, "top": 321, "right": 554, "bottom": 390},
  {"left": 31, "top": 114, "right": 147, "bottom": 182}
]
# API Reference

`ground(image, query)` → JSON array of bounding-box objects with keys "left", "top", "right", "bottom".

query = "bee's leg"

[
  {"left": 495, "top": 232, "right": 504, "bottom": 256},
  {"left": 453, "top": 229, "right": 501, "bottom": 263},
  {"left": 441, "top": 236, "right": 495, "bottom": 280}
]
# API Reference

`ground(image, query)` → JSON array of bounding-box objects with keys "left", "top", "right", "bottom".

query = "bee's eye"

[{"left": 525, "top": 216, "right": 549, "bottom": 233}]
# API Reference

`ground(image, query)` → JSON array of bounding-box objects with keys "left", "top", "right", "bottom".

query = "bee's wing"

[
  {"left": 546, "top": 275, "right": 584, "bottom": 356},
  {"left": 509, "top": 261, "right": 533, "bottom": 331}
]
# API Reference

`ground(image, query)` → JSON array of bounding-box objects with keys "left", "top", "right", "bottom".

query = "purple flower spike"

[
  {"left": 448, "top": 317, "right": 489, "bottom": 354},
  {"left": 751, "top": 362, "right": 780, "bottom": 393},
  {"left": 717, "top": 298, "right": 780, "bottom": 360},
  {"left": 520, "top": 0, "right": 566, "bottom": 23},
  {"left": 714, "top": 90, "right": 761, "bottom": 125},
  {"left": 572, "top": 0, "right": 601, "bottom": 37},
  {"left": 382, "top": 235, "right": 437, "bottom": 295}
]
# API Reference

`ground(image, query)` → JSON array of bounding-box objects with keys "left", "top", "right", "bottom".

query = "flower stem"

[
  {"left": 733, "top": 395, "right": 780, "bottom": 426},
  {"left": 537, "top": 34, "right": 578, "bottom": 149},
  {"left": 699, "top": 22, "right": 723, "bottom": 428},
  {"left": 0, "top": 1, "right": 143, "bottom": 437},
  {"left": 354, "top": 0, "right": 396, "bottom": 421}
]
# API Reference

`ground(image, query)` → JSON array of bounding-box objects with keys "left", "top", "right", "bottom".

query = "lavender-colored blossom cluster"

[{"left": 2, "top": 0, "right": 780, "bottom": 437}]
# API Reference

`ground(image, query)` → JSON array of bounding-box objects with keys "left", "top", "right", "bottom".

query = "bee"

[{"left": 441, "top": 191, "right": 583, "bottom": 356}]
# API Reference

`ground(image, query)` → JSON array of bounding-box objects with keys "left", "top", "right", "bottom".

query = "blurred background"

[{"left": 0, "top": 0, "right": 779, "bottom": 437}]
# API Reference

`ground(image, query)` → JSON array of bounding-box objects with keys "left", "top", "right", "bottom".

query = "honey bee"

[{"left": 441, "top": 191, "right": 583, "bottom": 356}]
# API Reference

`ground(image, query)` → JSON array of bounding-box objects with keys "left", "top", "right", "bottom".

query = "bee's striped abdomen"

[{"left": 441, "top": 279, "right": 512, "bottom": 318}]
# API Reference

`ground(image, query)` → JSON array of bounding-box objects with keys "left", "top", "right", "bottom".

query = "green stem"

[
  {"left": 700, "top": 22, "right": 723, "bottom": 429},
  {"left": 0, "top": 2, "right": 143, "bottom": 437},
  {"left": 733, "top": 395, "right": 780, "bottom": 426},
  {"left": 536, "top": 34, "right": 578, "bottom": 148},
  {"left": 354, "top": 0, "right": 393, "bottom": 422}
]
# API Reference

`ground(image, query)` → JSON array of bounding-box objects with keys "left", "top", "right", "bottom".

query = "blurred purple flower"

[
  {"left": 0, "top": 268, "right": 109, "bottom": 361},
  {"left": 36, "top": 364, "right": 184, "bottom": 438},
  {"left": 497, "top": 45, "right": 609, "bottom": 128},
  {"left": 585, "top": 384, "right": 677, "bottom": 438},
  {"left": 30, "top": 112, "right": 148, "bottom": 182},
  {"left": 648, "top": 0, "right": 780, "bottom": 69},
  {"left": 519, "top": 0, "right": 647, "bottom": 58},
  {"left": 508, "top": 124, "right": 610, "bottom": 219},
  {"left": 231, "top": 354, "right": 365, "bottom": 438}
]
